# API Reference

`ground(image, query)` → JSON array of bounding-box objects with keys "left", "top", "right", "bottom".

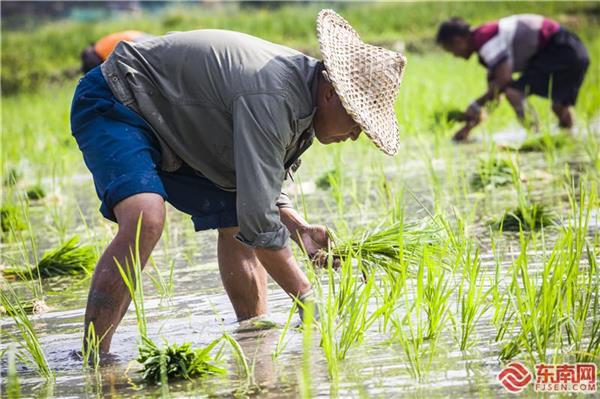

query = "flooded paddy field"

[{"left": 2, "top": 2, "right": 599, "bottom": 398}]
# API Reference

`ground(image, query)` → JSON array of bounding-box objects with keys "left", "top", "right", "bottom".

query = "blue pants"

[{"left": 70, "top": 67, "right": 238, "bottom": 231}]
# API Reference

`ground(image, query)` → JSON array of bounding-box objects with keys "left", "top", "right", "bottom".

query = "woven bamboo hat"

[{"left": 317, "top": 9, "right": 406, "bottom": 155}]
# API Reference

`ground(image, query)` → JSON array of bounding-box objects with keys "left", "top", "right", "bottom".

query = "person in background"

[
  {"left": 81, "top": 30, "right": 155, "bottom": 74},
  {"left": 436, "top": 14, "right": 589, "bottom": 141}
]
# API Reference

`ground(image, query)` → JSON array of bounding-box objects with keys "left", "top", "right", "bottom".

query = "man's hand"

[
  {"left": 296, "top": 225, "right": 341, "bottom": 269},
  {"left": 279, "top": 207, "right": 340, "bottom": 269}
]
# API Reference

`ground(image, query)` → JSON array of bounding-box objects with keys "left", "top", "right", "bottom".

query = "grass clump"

[
  {"left": 137, "top": 336, "right": 226, "bottom": 383},
  {"left": 470, "top": 155, "right": 515, "bottom": 190},
  {"left": 3, "top": 236, "right": 97, "bottom": 279},
  {"left": 492, "top": 203, "right": 555, "bottom": 232},
  {"left": 517, "top": 132, "right": 573, "bottom": 152},
  {"left": 26, "top": 185, "right": 46, "bottom": 201},
  {"left": 1, "top": 205, "right": 26, "bottom": 233}
]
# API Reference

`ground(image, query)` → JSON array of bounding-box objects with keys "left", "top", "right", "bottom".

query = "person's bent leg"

[
  {"left": 217, "top": 227, "right": 268, "bottom": 320},
  {"left": 84, "top": 193, "right": 165, "bottom": 353},
  {"left": 552, "top": 102, "right": 574, "bottom": 129}
]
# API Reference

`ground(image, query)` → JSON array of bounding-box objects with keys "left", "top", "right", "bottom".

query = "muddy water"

[{"left": 1, "top": 130, "right": 598, "bottom": 398}]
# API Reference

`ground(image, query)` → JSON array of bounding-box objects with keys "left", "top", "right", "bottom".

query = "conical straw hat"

[{"left": 317, "top": 9, "right": 407, "bottom": 155}]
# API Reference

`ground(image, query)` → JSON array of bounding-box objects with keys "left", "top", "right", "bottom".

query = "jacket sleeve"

[{"left": 232, "top": 93, "right": 295, "bottom": 249}]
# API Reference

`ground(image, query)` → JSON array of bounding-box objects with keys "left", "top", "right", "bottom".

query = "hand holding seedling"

[
  {"left": 296, "top": 225, "right": 341, "bottom": 269},
  {"left": 279, "top": 207, "right": 340, "bottom": 269}
]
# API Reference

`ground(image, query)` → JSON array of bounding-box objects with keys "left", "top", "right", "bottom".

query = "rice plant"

[
  {"left": 1, "top": 204, "right": 26, "bottom": 233},
  {"left": 329, "top": 217, "right": 446, "bottom": 274},
  {"left": 456, "top": 245, "right": 489, "bottom": 351},
  {"left": 3, "top": 236, "right": 97, "bottom": 279},
  {"left": 0, "top": 284, "right": 53, "bottom": 379},
  {"left": 272, "top": 301, "right": 298, "bottom": 359},
  {"left": 492, "top": 203, "right": 555, "bottom": 232},
  {"left": 433, "top": 108, "right": 468, "bottom": 124},
  {"left": 470, "top": 155, "right": 516, "bottom": 190},
  {"left": 6, "top": 344, "right": 21, "bottom": 399},
  {"left": 25, "top": 184, "right": 45, "bottom": 200},
  {"left": 137, "top": 336, "right": 226, "bottom": 383},
  {"left": 0, "top": 298, "right": 48, "bottom": 315},
  {"left": 315, "top": 169, "right": 337, "bottom": 190},
  {"left": 3, "top": 168, "right": 21, "bottom": 187},
  {"left": 517, "top": 132, "right": 573, "bottom": 152}
]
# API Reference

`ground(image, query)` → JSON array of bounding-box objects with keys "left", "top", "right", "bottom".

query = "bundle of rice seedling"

[
  {"left": 329, "top": 218, "right": 447, "bottom": 273},
  {"left": 492, "top": 203, "right": 555, "bottom": 232},
  {"left": 315, "top": 169, "right": 336, "bottom": 190},
  {"left": 470, "top": 156, "right": 515, "bottom": 190},
  {"left": 0, "top": 298, "right": 48, "bottom": 316},
  {"left": 433, "top": 108, "right": 468, "bottom": 124},
  {"left": 518, "top": 133, "right": 573, "bottom": 152},
  {"left": 1, "top": 205, "right": 26, "bottom": 233},
  {"left": 137, "top": 336, "right": 226, "bottom": 383},
  {"left": 26, "top": 185, "right": 45, "bottom": 201},
  {"left": 3, "top": 236, "right": 96, "bottom": 279},
  {"left": 3, "top": 168, "right": 21, "bottom": 187}
]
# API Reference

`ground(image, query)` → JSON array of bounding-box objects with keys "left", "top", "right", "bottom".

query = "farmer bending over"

[
  {"left": 70, "top": 10, "right": 406, "bottom": 354},
  {"left": 436, "top": 14, "right": 589, "bottom": 141},
  {"left": 80, "top": 30, "right": 155, "bottom": 74}
]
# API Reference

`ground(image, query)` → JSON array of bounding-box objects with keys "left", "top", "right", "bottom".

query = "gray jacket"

[{"left": 101, "top": 30, "right": 321, "bottom": 249}]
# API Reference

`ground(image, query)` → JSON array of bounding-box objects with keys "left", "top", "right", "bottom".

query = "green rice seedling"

[
  {"left": 6, "top": 344, "right": 21, "bottom": 399},
  {"left": 497, "top": 220, "right": 593, "bottom": 364},
  {"left": 25, "top": 184, "right": 46, "bottom": 200},
  {"left": 222, "top": 333, "right": 256, "bottom": 395},
  {"left": 433, "top": 108, "right": 468, "bottom": 124},
  {"left": 491, "top": 203, "right": 555, "bottom": 232},
  {"left": 147, "top": 256, "right": 175, "bottom": 300},
  {"left": 3, "top": 168, "right": 21, "bottom": 187},
  {"left": 1, "top": 204, "right": 26, "bottom": 233},
  {"left": 113, "top": 216, "right": 148, "bottom": 339},
  {"left": 4, "top": 236, "right": 97, "bottom": 279},
  {"left": 272, "top": 301, "right": 297, "bottom": 359},
  {"left": 0, "top": 284, "right": 53, "bottom": 380},
  {"left": 517, "top": 132, "right": 573, "bottom": 152},
  {"left": 299, "top": 293, "right": 315, "bottom": 399},
  {"left": 82, "top": 322, "right": 110, "bottom": 370},
  {"left": 470, "top": 155, "right": 516, "bottom": 191},
  {"left": 309, "top": 261, "right": 339, "bottom": 378},
  {"left": 315, "top": 169, "right": 336, "bottom": 190},
  {"left": 137, "top": 336, "right": 226, "bottom": 383},
  {"left": 422, "top": 247, "right": 452, "bottom": 341},
  {"left": 0, "top": 298, "right": 48, "bottom": 315},
  {"left": 392, "top": 263, "right": 435, "bottom": 382},
  {"left": 456, "top": 245, "right": 489, "bottom": 351}
]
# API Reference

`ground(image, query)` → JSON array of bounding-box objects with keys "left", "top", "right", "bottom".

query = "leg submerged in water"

[
  {"left": 83, "top": 193, "right": 165, "bottom": 354},
  {"left": 217, "top": 226, "right": 268, "bottom": 320}
]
